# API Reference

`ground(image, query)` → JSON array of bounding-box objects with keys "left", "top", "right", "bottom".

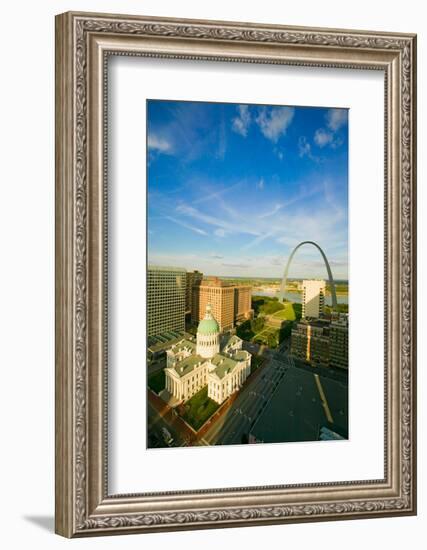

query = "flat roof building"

[
  {"left": 329, "top": 316, "right": 349, "bottom": 370},
  {"left": 192, "top": 277, "right": 235, "bottom": 332},
  {"left": 185, "top": 270, "right": 203, "bottom": 315},
  {"left": 192, "top": 276, "right": 253, "bottom": 332},
  {"left": 147, "top": 265, "right": 186, "bottom": 338},
  {"left": 291, "top": 319, "right": 330, "bottom": 368},
  {"left": 234, "top": 285, "right": 253, "bottom": 323}
]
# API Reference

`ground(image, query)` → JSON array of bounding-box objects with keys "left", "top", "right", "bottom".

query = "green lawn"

[
  {"left": 182, "top": 387, "right": 220, "bottom": 431},
  {"left": 147, "top": 369, "right": 166, "bottom": 393},
  {"left": 271, "top": 302, "right": 296, "bottom": 321},
  {"left": 253, "top": 326, "right": 280, "bottom": 348}
]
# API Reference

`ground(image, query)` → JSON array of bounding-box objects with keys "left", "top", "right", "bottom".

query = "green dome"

[
  {"left": 197, "top": 318, "right": 220, "bottom": 335},
  {"left": 197, "top": 304, "right": 219, "bottom": 335}
]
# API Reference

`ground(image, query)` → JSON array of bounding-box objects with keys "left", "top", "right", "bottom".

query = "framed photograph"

[{"left": 55, "top": 11, "right": 417, "bottom": 537}]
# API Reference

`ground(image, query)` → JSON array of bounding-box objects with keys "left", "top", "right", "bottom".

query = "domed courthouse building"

[{"left": 164, "top": 305, "right": 251, "bottom": 405}]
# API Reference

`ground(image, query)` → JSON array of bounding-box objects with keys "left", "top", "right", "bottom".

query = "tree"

[
  {"left": 251, "top": 316, "right": 265, "bottom": 333},
  {"left": 279, "top": 322, "right": 293, "bottom": 343},
  {"left": 266, "top": 333, "right": 278, "bottom": 348}
]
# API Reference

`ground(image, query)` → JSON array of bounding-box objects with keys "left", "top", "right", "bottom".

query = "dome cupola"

[{"left": 196, "top": 304, "right": 220, "bottom": 358}]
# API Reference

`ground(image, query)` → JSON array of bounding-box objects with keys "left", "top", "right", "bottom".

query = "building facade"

[
  {"left": 290, "top": 315, "right": 348, "bottom": 369},
  {"left": 147, "top": 265, "right": 186, "bottom": 338},
  {"left": 165, "top": 304, "right": 251, "bottom": 404},
  {"left": 329, "top": 316, "right": 349, "bottom": 369},
  {"left": 192, "top": 276, "right": 253, "bottom": 331},
  {"left": 185, "top": 270, "right": 203, "bottom": 315},
  {"left": 291, "top": 320, "right": 330, "bottom": 367},
  {"left": 192, "top": 277, "right": 235, "bottom": 332},
  {"left": 302, "top": 279, "right": 326, "bottom": 318},
  {"left": 234, "top": 285, "right": 253, "bottom": 322}
]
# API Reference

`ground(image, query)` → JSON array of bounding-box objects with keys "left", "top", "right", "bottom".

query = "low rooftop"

[
  {"left": 210, "top": 354, "right": 239, "bottom": 379},
  {"left": 172, "top": 354, "right": 204, "bottom": 378}
]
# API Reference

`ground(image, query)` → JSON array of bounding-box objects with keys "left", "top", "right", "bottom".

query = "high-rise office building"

[
  {"left": 147, "top": 266, "right": 186, "bottom": 338},
  {"left": 302, "top": 279, "right": 326, "bottom": 318},
  {"left": 329, "top": 316, "right": 349, "bottom": 369},
  {"left": 185, "top": 270, "right": 203, "bottom": 315},
  {"left": 234, "top": 285, "right": 253, "bottom": 322},
  {"left": 192, "top": 277, "right": 235, "bottom": 332}
]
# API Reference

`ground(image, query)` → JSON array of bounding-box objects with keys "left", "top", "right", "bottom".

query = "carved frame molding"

[{"left": 55, "top": 11, "right": 416, "bottom": 537}]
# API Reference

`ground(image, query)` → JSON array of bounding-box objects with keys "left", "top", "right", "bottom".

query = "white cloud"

[
  {"left": 242, "top": 230, "right": 277, "bottom": 251},
  {"left": 311, "top": 109, "right": 348, "bottom": 151},
  {"left": 147, "top": 134, "right": 173, "bottom": 153},
  {"left": 255, "top": 106, "right": 294, "bottom": 143},
  {"left": 326, "top": 108, "right": 348, "bottom": 131},
  {"left": 217, "top": 117, "right": 227, "bottom": 159},
  {"left": 314, "top": 128, "right": 333, "bottom": 148},
  {"left": 231, "top": 105, "right": 251, "bottom": 137},
  {"left": 274, "top": 147, "right": 285, "bottom": 161},
  {"left": 193, "top": 182, "right": 240, "bottom": 205},
  {"left": 258, "top": 203, "right": 283, "bottom": 219},
  {"left": 256, "top": 178, "right": 265, "bottom": 191},
  {"left": 298, "top": 136, "right": 314, "bottom": 159},
  {"left": 214, "top": 228, "right": 227, "bottom": 237},
  {"left": 164, "top": 215, "right": 207, "bottom": 236},
  {"left": 176, "top": 203, "right": 259, "bottom": 237}
]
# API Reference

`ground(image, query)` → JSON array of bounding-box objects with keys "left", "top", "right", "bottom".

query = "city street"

[
  {"left": 202, "top": 354, "right": 292, "bottom": 445},
  {"left": 273, "top": 345, "right": 348, "bottom": 385},
  {"left": 147, "top": 391, "right": 196, "bottom": 448}
]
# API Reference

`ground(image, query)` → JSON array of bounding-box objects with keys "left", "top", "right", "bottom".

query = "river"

[{"left": 253, "top": 290, "right": 348, "bottom": 306}]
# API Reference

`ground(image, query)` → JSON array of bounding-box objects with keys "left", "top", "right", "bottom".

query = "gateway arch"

[{"left": 278, "top": 241, "right": 338, "bottom": 310}]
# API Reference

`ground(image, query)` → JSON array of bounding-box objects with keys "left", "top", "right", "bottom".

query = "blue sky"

[{"left": 147, "top": 100, "right": 348, "bottom": 280}]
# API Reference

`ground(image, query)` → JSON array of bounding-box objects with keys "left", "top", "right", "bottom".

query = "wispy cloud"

[
  {"left": 258, "top": 203, "right": 283, "bottom": 219},
  {"left": 193, "top": 181, "right": 241, "bottom": 205},
  {"left": 312, "top": 108, "right": 347, "bottom": 150},
  {"left": 242, "top": 230, "right": 277, "bottom": 251},
  {"left": 217, "top": 115, "right": 227, "bottom": 160},
  {"left": 326, "top": 108, "right": 348, "bottom": 131},
  {"left": 222, "top": 262, "right": 250, "bottom": 269},
  {"left": 176, "top": 203, "right": 260, "bottom": 236},
  {"left": 274, "top": 147, "right": 285, "bottom": 161},
  {"left": 232, "top": 105, "right": 251, "bottom": 137},
  {"left": 164, "top": 215, "right": 207, "bottom": 236},
  {"left": 298, "top": 136, "right": 319, "bottom": 161},
  {"left": 148, "top": 134, "right": 173, "bottom": 153},
  {"left": 314, "top": 128, "right": 333, "bottom": 148},
  {"left": 256, "top": 178, "right": 265, "bottom": 191},
  {"left": 255, "top": 106, "right": 294, "bottom": 143}
]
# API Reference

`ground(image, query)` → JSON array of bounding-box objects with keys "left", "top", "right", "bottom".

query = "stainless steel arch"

[{"left": 278, "top": 241, "right": 338, "bottom": 309}]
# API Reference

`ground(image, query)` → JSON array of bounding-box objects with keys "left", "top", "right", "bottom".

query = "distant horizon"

[
  {"left": 148, "top": 99, "right": 348, "bottom": 279},
  {"left": 147, "top": 263, "right": 348, "bottom": 284}
]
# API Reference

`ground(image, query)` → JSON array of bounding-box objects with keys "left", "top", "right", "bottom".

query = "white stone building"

[{"left": 164, "top": 304, "right": 251, "bottom": 405}]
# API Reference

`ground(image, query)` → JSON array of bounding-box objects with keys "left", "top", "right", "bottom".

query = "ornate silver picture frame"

[{"left": 55, "top": 11, "right": 417, "bottom": 537}]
